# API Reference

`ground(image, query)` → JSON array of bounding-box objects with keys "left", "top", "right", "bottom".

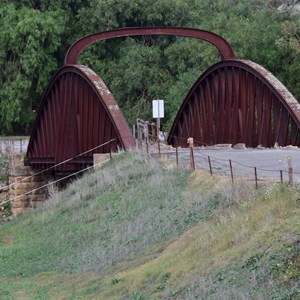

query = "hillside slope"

[{"left": 0, "top": 152, "right": 299, "bottom": 299}]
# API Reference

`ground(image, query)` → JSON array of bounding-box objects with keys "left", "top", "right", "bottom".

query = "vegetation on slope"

[{"left": 0, "top": 152, "right": 299, "bottom": 299}]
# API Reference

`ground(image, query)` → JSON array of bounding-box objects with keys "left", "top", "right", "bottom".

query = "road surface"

[{"left": 159, "top": 146, "right": 300, "bottom": 184}]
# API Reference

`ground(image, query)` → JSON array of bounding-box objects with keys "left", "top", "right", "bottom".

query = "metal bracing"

[
  {"left": 168, "top": 59, "right": 300, "bottom": 148},
  {"left": 27, "top": 27, "right": 300, "bottom": 173},
  {"left": 26, "top": 65, "right": 135, "bottom": 171}
]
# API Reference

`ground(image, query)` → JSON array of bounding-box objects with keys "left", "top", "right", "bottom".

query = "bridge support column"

[
  {"left": 93, "top": 153, "right": 111, "bottom": 170},
  {"left": 8, "top": 155, "right": 48, "bottom": 216}
]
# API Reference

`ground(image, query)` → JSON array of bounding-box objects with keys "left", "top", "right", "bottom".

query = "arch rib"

[
  {"left": 64, "top": 27, "right": 235, "bottom": 65},
  {"left": 168, "top": 59, "right": 300, "bottom": 148},
  {"left": 27, "top": 65, "right": 135, "bottom": 171}
]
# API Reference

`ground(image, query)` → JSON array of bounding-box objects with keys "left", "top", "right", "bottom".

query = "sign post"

[{"left": 152, "top": 99, "right": 164, "bottom": 141}]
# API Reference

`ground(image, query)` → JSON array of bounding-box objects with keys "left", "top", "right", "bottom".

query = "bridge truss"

[{"left": 26, "top": 27, "right": 300, "bottom": 171}]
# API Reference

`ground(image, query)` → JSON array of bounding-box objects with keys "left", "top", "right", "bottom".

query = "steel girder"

[
  {"left": 26, "top": 65, "right": 135, "bottom": 171},
  {"left": 168, "top": 59, "right": 300, "bottom": 148},
  {"left": 27, "top": 27, "right": 300, "bottom": 173},
  {"left": 64, "top": 27, "right": 235, "bottom": 65}
]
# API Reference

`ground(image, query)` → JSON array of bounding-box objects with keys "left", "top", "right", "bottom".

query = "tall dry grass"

[{"left": 1, "top": 151, "right": 299, "bottom": 299}]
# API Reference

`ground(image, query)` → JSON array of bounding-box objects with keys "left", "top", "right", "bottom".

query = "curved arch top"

[
  {"left": 27, "top": 64, "right": 135, "bottom": 171},
  {"left": 168, "top": 59, "right": 300, "bottom": 148},
  {"left": 64, "top": 27, "right": 235, "bottom": 65}
]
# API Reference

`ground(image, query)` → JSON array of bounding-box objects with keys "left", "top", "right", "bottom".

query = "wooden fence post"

[
  {"left": 254, "top": 167, "right": 258, "bottom": 189},
  {"left": 109, "top": 140, "right": 112, "bottom": 159},
  {"left": 229, "top": 159, "right": 234, "bottom": 184},
  {"left": 146, "top": 137, "right": 149, "bottom": 156},
  {"left": 157, "top": 138, "right": 161, "bottom": 158},
  {"left": 152, "top": 122, "right": 156, "bottom": 142},
  {"left": 132, "top": 124, "right": 136, "bottom": 139},
  {"left": 187, "top": 138, "right": 195, "bottom": 171},
  {"left": 287, "top": 156, "right": 293, "bottom": 185},
  {"left": 137, "top": 119, "right": 142, "bottom": 150},
  {"left": 208, "top": 156, "right": 213, "bottom": 175}
]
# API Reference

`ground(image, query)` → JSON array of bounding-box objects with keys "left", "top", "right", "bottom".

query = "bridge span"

[{"left": 26, "top": 27, "right": 300, "bottom": 172}]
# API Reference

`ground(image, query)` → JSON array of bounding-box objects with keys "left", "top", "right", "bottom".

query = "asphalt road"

[{"left": 163, "top": 147, "right": 300, "bottom": 184}]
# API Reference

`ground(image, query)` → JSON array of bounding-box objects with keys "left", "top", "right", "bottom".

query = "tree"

[
  {"left": 0, "top": 0, "right": 299, "bottom": 134},
  {"left": 77, "top": 0, "right": 195, "bottom": 128},
  {"left": 0, "top": 4, "right": 65, "bottom": 134}
]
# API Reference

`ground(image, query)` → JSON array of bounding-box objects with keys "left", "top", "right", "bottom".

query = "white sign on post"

[
  {"left": 152, "top": 99, "right": 164, "bottom": 119},
  {"left": 152, "top": 99, "right": 164, "bottom": 138}
]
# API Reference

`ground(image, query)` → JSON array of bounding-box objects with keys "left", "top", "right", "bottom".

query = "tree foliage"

[
  {"left": 0, "top": 4, "right": 65, "bottom": 133},
  {"left": 0, "top": 0, "right": 299, "bottom": 134}
]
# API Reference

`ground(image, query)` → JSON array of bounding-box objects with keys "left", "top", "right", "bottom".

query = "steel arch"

[
  {"left": 168, "top": 59, "right": 300, "bottom": 148},
  {"left": 26, "top": 65, "right": 135, "bottom": 171},
  {"left": 64, "top": 27, "right": 235, "bottom": 65}
]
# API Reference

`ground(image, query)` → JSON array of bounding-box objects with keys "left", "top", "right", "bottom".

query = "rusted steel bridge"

[
  {"left": 26, "top": 27, "right": 300, "bottom": 171},
  {"left": 168, "top": 59, "right": 300, "bottom": 148}
]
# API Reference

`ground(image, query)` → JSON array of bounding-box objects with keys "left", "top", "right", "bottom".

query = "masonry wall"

[
  {"left": 0, "top": 183, "right": 8, "bottom": 203},
  {"left": 8, "top": 155, "right": 48, "bottom": 216},
  {"left": 5, "top": 153, "right": 113, "bottom": 216}
]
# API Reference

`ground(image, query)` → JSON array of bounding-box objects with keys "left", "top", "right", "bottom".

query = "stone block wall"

[
  {"left": 0, "top": 183, "right": 9, "bottom": 205},
  {"left": 8, "top": 155, "right": 48, "bottom": 216}
]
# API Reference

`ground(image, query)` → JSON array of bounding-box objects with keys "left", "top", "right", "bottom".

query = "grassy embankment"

[{"left": 0, "top": 152, "right": 299, "bottom": 299}]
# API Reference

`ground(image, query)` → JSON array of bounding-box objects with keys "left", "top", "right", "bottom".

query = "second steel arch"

[{"left": 168, "top": 59, "right": 300, "bottom": 148}]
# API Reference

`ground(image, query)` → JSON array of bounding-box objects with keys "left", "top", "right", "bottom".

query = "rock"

[
  {"left": 233, "top": 143, "right": 246, "bottom": 150},
  {"left": 206, "top": 144, "right": 232, "bottom": 150},
  {"left": 285, "top": 145, "right": 299, "bottom": 150}
]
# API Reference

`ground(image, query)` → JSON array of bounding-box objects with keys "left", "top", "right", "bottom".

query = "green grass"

[
  {"left": 0, "top": 153, "right": 202, "bottom": 275},
  {"left": 0, "top": 151, "right": 299, "bottom": 299}
]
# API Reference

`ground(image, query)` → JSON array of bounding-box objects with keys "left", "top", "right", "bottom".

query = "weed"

[
  {"left": 242, "top": 253, "right": 263, "bottom": 271},
  {"left": 111, "top": 278, "right": 124, "bottom": 285},
  {"left": 0, "top": 202, "right": 12, "bottom": 224},
  {"left": 153, "top": 272, "right": 171, "bottom": 292},
  {"left": 131, "top": 291, "right": 146, "bottom": 300}
]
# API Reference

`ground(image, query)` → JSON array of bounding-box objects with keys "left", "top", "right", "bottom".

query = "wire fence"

[
  {"left": 0, "top": 138, "right": 118, "bottom": 208},
  {"left": 145, "top": 135, "right": 298, "bottom": 189},
  {"left": 1, "top": 129, "right": 299, "bottom": 209},
  {"left": 0, "top": 157, "right": 111, "bottom": 207}
]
